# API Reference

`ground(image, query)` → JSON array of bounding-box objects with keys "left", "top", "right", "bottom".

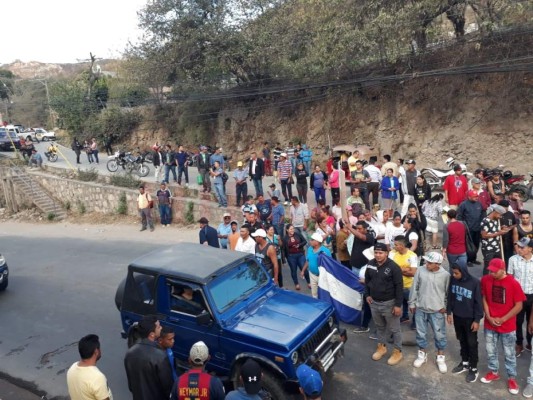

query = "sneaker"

[
  {"left": 452, "top": 361, "right": 469, "bottom": 374},
  {"left": 523, "top": 383, "right": 533, "bottom": 398},
  {"left": 527, "top": 344, "right": 532, "bottom": 352},
  {"left": 516, "top": 344, "right": 524, "bottom": 357},
  {"left": 372, "top": 343, "right": 387, "bottom": 361},
  {"left": 413, "top": 350, "right": 427, "bottom": 368},
  {"left": 481, "top": 371, "right": 501, "bottom": 384},
  {"left": 508, "top": 378, "right": 519, "bottom": 395},
  {"left": 140, "top": 227, "right": 147, "bottom": 231},
  {"left": 465, "top": 368, "right": 479, "bottom": 383},
  {"left": 353, "top": 327, "right": 370, "bottom": 333},
  {"left": 284, "top": 201, "right": 289, "bottom": 206},
  {"left": 436, "top": 355, "right": 447, "bottom": 373},
  {"left": 369, "top": 332, "right": 379, "bottom": 340},
  {"left": 387, "top": 348, "right": 403, "bottom": 366}
]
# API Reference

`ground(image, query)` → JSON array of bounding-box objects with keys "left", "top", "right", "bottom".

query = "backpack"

[{"left": 221, "top": 172, "right": 229, "bottom": 183}]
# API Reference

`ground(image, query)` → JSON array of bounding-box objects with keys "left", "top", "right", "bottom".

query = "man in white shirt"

[
  {"left": 235, "top": 225, "right": 256, "bottom": 254},
  {"left": 365, "top": 156, "right": 382, "bottom": 207},
  {"left": 67, "top": 334, "right": 112, "bottom": 400},
  {"left": 290, "top": 196, "right": 309, "bottom": 235}
]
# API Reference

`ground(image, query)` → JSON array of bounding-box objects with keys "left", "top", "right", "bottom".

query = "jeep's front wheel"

[
  {"left": 260, "top": 370, "right": 288, "bottom": 400},
  {"left": 115, "top": 278, "right": 126, "bottom": 310}
]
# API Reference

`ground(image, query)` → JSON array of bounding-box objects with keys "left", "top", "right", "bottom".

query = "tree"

[{"left": 0, "top": 69, "right": 15, "bottom": 101}]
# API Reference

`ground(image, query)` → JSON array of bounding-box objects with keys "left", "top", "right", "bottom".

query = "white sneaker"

[
  {"left": 436, "top": 355, "right": 447, "bottom": 373},
  {"left": 413, "top": 350, "right": 427, "bottom": 368}
]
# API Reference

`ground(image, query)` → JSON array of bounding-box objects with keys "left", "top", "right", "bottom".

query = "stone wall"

[{"left": 29, "top": 172, "right": 240, "bottom": 224}]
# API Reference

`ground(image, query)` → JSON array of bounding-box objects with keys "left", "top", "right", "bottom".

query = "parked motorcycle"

[
  {"left": 420, "top": 157, "right": 470, "bottom": 190},
  {"left": 44, "top": 142, "right": 59, "bottom": 162},
  {"left": 107, "top": 150, "right": 150, "bottom": 177},
  {"left": 483, "top": 167, "right": 529, "bottom": 202}
]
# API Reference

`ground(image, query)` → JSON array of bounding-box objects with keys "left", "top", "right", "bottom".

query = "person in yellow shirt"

[
  {"left": 347, "top": 150, "right": 360, "bottom": 173},
  {"left": 137, "top": 185, "right": 154, "bottom": 232},
  {"left": 67, "top": 334, "right": 112, "bottom": 400},
  {"left": 389, "top": 235, "right": 418, "bottom": 328}
]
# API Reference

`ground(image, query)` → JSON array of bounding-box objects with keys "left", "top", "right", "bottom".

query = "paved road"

[{"left": 1, "top": 223, "right": 533, "bottom": 399}]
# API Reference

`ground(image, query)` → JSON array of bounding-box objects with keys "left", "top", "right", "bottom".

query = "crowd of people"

[{"left": 66, "top": 317, "right": 324, "bottom": 400}]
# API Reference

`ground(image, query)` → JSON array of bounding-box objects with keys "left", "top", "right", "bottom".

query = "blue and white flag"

[{"left": 317, "top": 254, "right": 364, "bottom": 325}]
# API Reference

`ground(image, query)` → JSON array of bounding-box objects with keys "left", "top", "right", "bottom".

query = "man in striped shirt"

[
  {"left": 508, "top": 237, "right": 533, "bottom": 356},
  {"left": 278, "top": 153, "right": 293, "bottom": 206},
  {"left": 286, "top": 142, "right": 296, "bottom": 171}
]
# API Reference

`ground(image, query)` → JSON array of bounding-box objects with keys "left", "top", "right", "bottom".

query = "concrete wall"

[{"left": 30, "top": 172, "right": 240, "bottom": 225}]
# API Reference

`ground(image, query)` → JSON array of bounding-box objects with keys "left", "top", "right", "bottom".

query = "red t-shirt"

[
  {"left": 443, "top": 175, "right": 468, "bottom": 205},
  {"left": 481, "top": 274, "right": 526, "bottom": 333},
  {"left": 446, "top": 221, "right": 467, "bottom": 255}
]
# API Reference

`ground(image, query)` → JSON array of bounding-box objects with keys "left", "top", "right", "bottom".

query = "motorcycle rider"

[{"left": 443, "top": 165, "right": 468, "bottom": 210}]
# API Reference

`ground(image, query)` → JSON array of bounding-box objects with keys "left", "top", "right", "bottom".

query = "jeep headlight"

[
  {"left": 328, "top": 316, "right": 335, "bottom": 328},
  {"left": 291, "top": 351, "right": 299, "bottom": 365},
  {"left": 0, "top": 255, "right": 5, "bottom": 267}
]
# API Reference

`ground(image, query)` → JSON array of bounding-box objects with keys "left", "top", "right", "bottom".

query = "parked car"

[
  {"left": 115, "top": 244, "right": 347, "bottom": 398},
  {"left": 0, "top": 128, "right": 21, "bottom": 151},
  {"left": 0, "top": 252, "right": 8, "bottom": 291},
  {"left": 33, "top": 128, "right": 56, "bottom": 141}
]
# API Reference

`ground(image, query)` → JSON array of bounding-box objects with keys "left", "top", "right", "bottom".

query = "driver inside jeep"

[{"left": 170, "top": 285, "right": 205, "bottom": 315}]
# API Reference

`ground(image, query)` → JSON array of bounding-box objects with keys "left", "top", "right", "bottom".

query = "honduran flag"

[{"left": 317, "top": 254, "right": 364, "bottom": 325}]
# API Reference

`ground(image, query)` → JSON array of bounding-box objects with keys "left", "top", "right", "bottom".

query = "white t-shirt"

[
  {"left": 364, "top": 165, "right": 382, "bottom": 183},
  {"left": 67, "top": 362, "right": 113, "bottom": 400},
  {"left": 385, "top": 225, "right": 406, "bottom": 246},
  {"left": 235, "top": 237, "right": 256, "bottom": 254}
]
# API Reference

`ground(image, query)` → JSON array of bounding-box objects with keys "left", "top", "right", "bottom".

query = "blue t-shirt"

[
  {"left": 306, "top": 245, "right": 332, "bottom": 275},
  {"left": 225, "top": 387, "right": 262, "bottom": 400},
  {"left": 175, "top": 151, "right": 188, "bottom": 166},
  {"left": 217, "top": 223, "right": 232, "bottom": 248},
  {"left": 256, "top": 200, "right": 272, "bottom": 220}
]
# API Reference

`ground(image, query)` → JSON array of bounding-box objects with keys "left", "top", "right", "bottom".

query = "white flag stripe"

[{"left": 318, "top": 266, "right": 363, "bottom": 311}]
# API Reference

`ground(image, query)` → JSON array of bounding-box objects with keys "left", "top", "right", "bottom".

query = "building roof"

[{"left": 128, "top": 243, "right": 250, "bottom": 283}]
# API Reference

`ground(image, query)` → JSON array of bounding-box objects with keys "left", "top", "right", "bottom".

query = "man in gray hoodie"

[{"left": 409, "top": 252, "right": 451, "bottom": 373}]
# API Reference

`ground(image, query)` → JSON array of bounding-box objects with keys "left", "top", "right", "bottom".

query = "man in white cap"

[
  {"left": 252, "top": 229, "right": 279, "bottom": 285},
  {"left": 233, "top": 161, "right": 248, "bottom": 207},
  {"left": 217, "top": 213, "right": 233, "bottom": 249},
  {"left": 301, "top": 232, "right": 332, "bottom": 298},
  {"left": 481, "top": 204, "right": 511, "bottom": 275},
  {"left": 277, "top": 152, "right": 293, "bottom": 206},
  {"left": 409, "top": 252, "right": 450, "bottom": 373},
  {"left": 170, "top": 341, "right": 225, "bottom": 400}
]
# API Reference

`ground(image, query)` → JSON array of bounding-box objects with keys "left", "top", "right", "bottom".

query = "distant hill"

[{"left": 0, "top": 59, "right": 120, "bottom": 79}]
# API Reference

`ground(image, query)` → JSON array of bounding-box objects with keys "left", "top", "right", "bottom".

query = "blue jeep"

[
  {"left": 0, "top": 252, "right": 9, "bottom": 291},
  {"left": 115, "top": 243, "right": 347, "bottom": 398}
]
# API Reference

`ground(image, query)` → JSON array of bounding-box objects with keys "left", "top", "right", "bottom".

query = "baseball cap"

[
  {"left": 189, "top": 341, "right": 209, "bottom": 364},
  {"left": 280, "top": 152, "right": 287, "bottom": 158},
  {"left": 374, "top": 242, "right": 388, "bottom": 252},
  {"left": 487, "top": 258, "right": 506, "bottom": 273},
  {"left": 310, "top": 232, "right": 323, "bottom": 243},
  {"left": 251, "top": 228, "right": 267, "bottom": 238},
  {"left": 223, "top": 212, "right": 231, "bottom": 218},
  {"left": 406, "top": 159, "right": 416, "bottom": 165},
  {"left": 467, "top": 189, "right": 479, "bottom": 198},
  {"left": 516, "top": 237, "right": 533, "bottom": 248},
  {"left": 453, "top": 164, "right": 462, "bottom": 171},
  {"left": 489, "top": 205, "right": 506, "bottom": 215},
  {"left": 237, "top": 161, "right": 243, "bottom": 167},
  {"left": 470, "top": 177, "right": 482, "bottom": 184},
  {"left": 296, "top": 365, "right": 323, "bottom": 398},
  {"left": 423, "top": 252, "right": 444, "bottom": 264},
  {"left": 240, "top": 359, "right": 262, "bottom": 395}
]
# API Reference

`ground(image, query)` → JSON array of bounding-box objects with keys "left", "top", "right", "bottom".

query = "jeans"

[
  {"left": 447, "top": 252, "right": 467, "bottom": 270},
  {"left": 140, "top": 208, "right": 154, "bottom": 229},
  {"left": 485, "top": 329, "right": 517, "bottom": 378},
  {"left": 471, "top": 230, "right": 481, "bottom": 260},
  {"left": 516, "top": 294, "right": 533, "bottom": 346},
  {"left": 453, "top": 315, "right": 479, "bottom": 368},
  {"left": 235, "top": 183, "right": 248, "bottom": 206},
  {"left": 304, "top": 161, "right": 311, "bottom": 175},
  {"left": 415, "top": 311, "right": 447, "bottom": 351},
  {"left": 252, "top": 177, "right": 263, "bottom": 197},
  {"left": 158, "top": 204, "right": 171, "bottom": 225},
  {"left": 369, "top": 299, "right": 402, "bottom": 350},
  {"left": 164, "top": 165, "right": 177, "bottom": 183},
  {"left": 313, "top": 187, "right": 326, "bottom": 204},
  {"left": 361, "top": 295, "right": 372, "bottom": 328},
  {"left": 296, "top": 183, "right": 308, "bottom": 203},
  {"left": 177, "top": 164, "right": 189, "bottom": 184},
  {"left": 287, "top": 253, "right": 309, "bottom": 285},
  {"left": 87, "top": 152, "right": 94, "bottom": 163},
  {"left": 92, "top": 149, "right": 99, "bottom": 163},
  {"left": 281, "top": 179, "right": 293, "bottom": 202},
  {"left": 214, "top": 182, "right": 227, "bottom": 207}
]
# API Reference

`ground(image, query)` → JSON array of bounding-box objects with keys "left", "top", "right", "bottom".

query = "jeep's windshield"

[{"left": 208, "top": 259, "right": 269, "bottom": 312}]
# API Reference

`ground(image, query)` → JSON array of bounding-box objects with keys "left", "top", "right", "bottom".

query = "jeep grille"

[{"left": 300, "top": 322, "right": 332, "bottom": 359}]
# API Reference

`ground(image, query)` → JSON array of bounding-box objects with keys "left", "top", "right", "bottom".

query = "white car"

[{"left": 33, "top": 128, "right": 56, "bottom": 141}]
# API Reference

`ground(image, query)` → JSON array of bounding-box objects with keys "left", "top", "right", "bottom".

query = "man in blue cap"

[{"left": 296, "top": 364, "right": 323, "bottom": 400}]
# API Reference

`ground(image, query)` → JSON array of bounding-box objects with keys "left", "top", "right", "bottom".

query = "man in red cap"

[
  {"left": 480, "top": 258, "right": 525, "bottom": 395},
  {"left": 443, "top": 165, "right": 469, "bottom": 209}
]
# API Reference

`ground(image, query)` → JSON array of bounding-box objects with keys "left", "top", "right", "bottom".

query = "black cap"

[
  {"left": 453, "top": 164, "right": 462, "bottom": 171},
  {"left": 374, "top": 242, "right": 388, "bottom": 252},
  {"left": 241, "top": 359, "right": 262, "bottom": 394}
]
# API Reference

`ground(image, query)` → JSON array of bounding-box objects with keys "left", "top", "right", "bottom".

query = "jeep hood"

[{"left": 225, "top": 289, "right": 331, "bottom": 348}]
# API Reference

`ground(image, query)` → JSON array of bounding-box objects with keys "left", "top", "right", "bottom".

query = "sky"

[{"left": 2, "top": 0, "right": 148, "bottom": 64}]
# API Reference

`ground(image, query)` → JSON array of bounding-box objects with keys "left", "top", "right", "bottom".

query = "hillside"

[{"left": 1, "top": 59, "right": 119, "bottom": 79}]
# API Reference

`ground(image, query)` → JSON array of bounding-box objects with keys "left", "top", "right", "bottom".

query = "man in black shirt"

[
  {"left": 365, "top": 242, "right": 404, "bottom": 366},
  {"left": 345, "top": 220, "right": 375, "bottom": 270},
  {"left": 198, "top": 217, "right": 220, "bottom": 248}
]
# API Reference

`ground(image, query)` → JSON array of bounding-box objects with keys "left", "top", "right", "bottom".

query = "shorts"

[{"left": 426, "top": 218, "right": 438, "bottom": 233}]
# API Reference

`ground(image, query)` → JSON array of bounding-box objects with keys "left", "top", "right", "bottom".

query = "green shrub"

[
  {"left": 185, "top": 201, "right": 195, "bottom": 224},
  {"left": 117, "top": 192, "right": 128, "bottom": 215},
  {"left": 77, "top": 200, "right": 86, "bottom": 214},
  {"left": 64, "top": 200, "right": 71, "bottom": 211},
  {"left": 77, "top": 167, "right": 99, "bottom": 182},
  {"left": 110, "top": 173, "right": 141, "bottom": 189},
  {"left": 47, "top": 212, "right": 56, "bottom": 221}
]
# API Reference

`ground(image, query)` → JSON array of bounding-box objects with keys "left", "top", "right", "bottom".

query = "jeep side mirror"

[{"left": 196, "top": 311, "right": 212, "bottom": 326}]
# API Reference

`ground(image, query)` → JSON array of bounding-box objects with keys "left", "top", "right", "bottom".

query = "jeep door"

[{"left": 158, "top": 277, "right": 229, "bottom": 374}]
